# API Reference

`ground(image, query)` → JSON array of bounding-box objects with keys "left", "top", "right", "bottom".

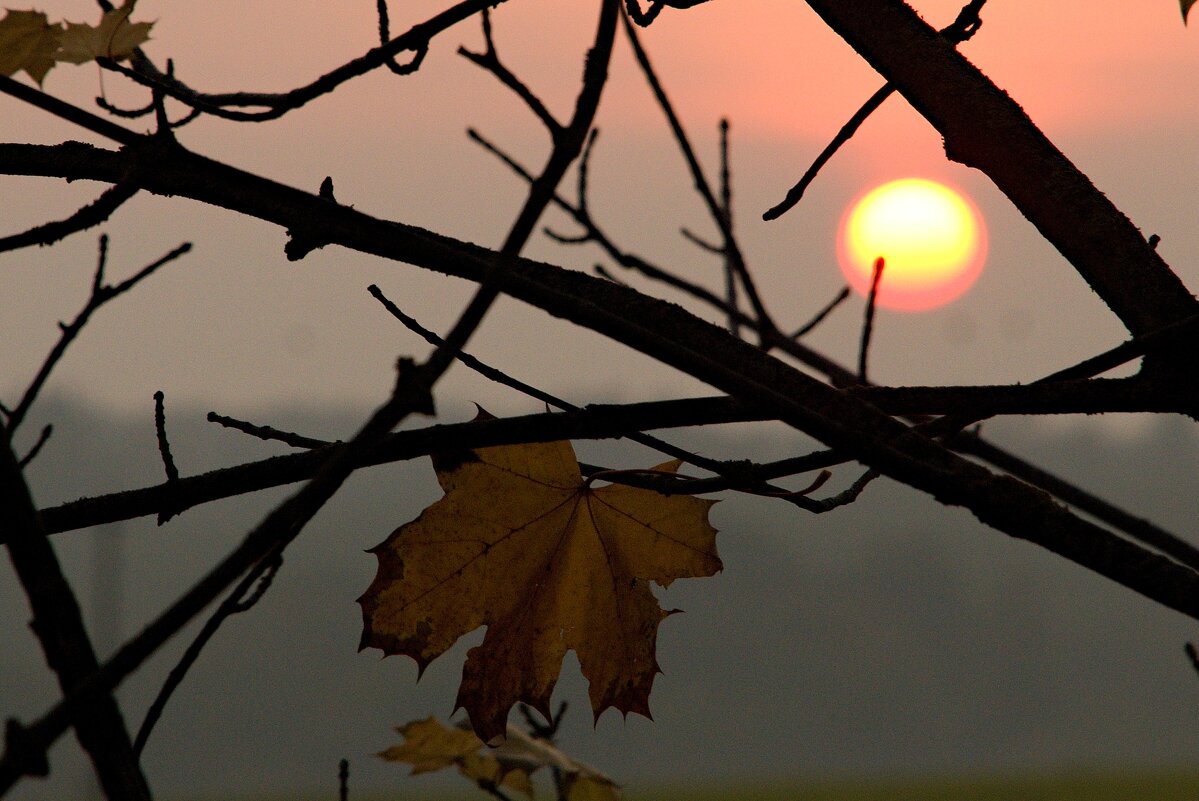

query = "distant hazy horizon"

[{"left": 5, "top": 395, "right": 1199, "bottom": 800}]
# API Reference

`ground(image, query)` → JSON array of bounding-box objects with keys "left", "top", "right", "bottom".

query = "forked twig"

[
  {"left": 621, "top": 11, "right": 777, "bottom": 338},
  {"left": 370, "top": 284, "right": 851, "bottom": 501},
  {"left": 4, "top": 237, "right": 191, "bottom": 435},
  {"left": 763, "top": 0, "right": 988, "bottom": 220}
]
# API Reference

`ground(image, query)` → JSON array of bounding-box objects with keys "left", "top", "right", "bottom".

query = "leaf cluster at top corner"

[{"left": 0, "top": 3, "right": 152, "bottom": 85}]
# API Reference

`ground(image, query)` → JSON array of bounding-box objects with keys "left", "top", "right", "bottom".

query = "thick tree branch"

[
  {"left": 464, "top": 128, "right": 1199, "bottom": 555},
  {"left": 28, "top": 373, "right": 1188, "bottom": 540},
  {"left": 801, "top": 0, "right": 1198, "bottom": 340},
  {"left": 1, "top": 423, "right": 151, "bottom": 799},
  {"left": 2, "top": 117, "right": 1197, "bottom": 624},
  {"left": 0, "top": 360, "right": 439, "bottom": 792},
  {"left": 33, "top": 398, "right": 770, "bottom": 536},
  {"left": 852, "top": 377, "right": 1195, "bottom": 417}
]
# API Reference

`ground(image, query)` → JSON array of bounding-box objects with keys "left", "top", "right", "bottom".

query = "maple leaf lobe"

[
  {"left": 359, "top": 438, "right": 720, "bottom": 742},
  {"left": 431, "top": 447, "right": 481, "bottom": 474}
]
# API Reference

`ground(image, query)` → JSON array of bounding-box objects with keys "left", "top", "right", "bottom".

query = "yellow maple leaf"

[
  {"left": 380, "top": 717, "right": 533, "bottom": 797},
  {"left": 567, "top": 775, "right": 622, "bottom": 801},
  {"left": 0, "top": 10, "right": 62, "bottom": 84},
  {"left": 358, "top": 435, "right": 721, "bottom": 743},
  {"left": 461, "top": 751, "right": 535, "bottom": 797},
  {"left": 378, "top": 716, "right": 481, "bottom": 775},
  {"left": 58, "top": 5, "right": 152, "bottom": 64}
]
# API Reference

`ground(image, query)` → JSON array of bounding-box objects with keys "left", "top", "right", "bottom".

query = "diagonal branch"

[
  {"left": 620, "top": 10, "right": 777, "bottom": 337},
  {"left": 2, "top": 114, "right": 1198, "bottom": 625},
  {"left": 1, "top": 422, "right": 151, "bottom": 799},
  {"left": 32, "top": 397, "right": 772, "bottom": 537},
  {"left": 801, "top": 0, "right": 1198, "bottom": 341},
  {"left": 0, "top": 183, "right": 137, "bottom": 253},
  {"left": 764, "top": 0, "right": 987, "bottom": 220},
  {"left": 4, "top": 237, "right": 190, "bottom": 435},
  {"left": 90, "top": 0, "right": 507, "bottom": 121}
]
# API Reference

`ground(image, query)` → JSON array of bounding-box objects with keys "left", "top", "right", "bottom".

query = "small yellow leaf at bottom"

[
  {"left": 378, "top": 716, "right": 480, "bottom": 775},
  {"left": 567, "top": 775, "right": 622, "bottom": 801}
]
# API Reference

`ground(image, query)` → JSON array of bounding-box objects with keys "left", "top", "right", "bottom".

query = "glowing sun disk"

[{"left": 838, "top": 178, "right": 986, "bottom": 311}]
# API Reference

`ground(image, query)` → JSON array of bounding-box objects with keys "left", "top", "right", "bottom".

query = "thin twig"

[
  {"left": 376, "top": 0, "right": 428, "bottom": 75},
  {"left": 81, "top": 0, "right": 503, "bottom": 122},
  {"left": 680, "top": 227, "right": 722, "bottom": 254},
  {"left": 808, "top": 467, "right": 880, "bottom": 512},
  {"left": 133, "top": 554, "right": 282, "bottom": 755},
  {"left": 1037, "top": 312, "right": 1199, "bottom": 384},
  {"left": 762, "top": 83, "right": 893, "bottom": 220},
  {"left": 153, "top": 390, "right": 184, "bottom": 526},
  {"left": 763, "top": 0, "right": 988, "bottom": 220},
  {"left": 459, "top": 11, "right": 563, "bottom": 139},
  {"left": 719, "top": 118, "right": 739, "bottom": 336},
  {"left": 206, "top": 411, "right": 333, "bottom": 450},
  {"left": 621, "top": 11, "right": 777, "bottom": 338},
  {"left": 4, "top": 237, "right": 191, "bottom": 435},
  {"left": 793, "top": 287, "right": 851, "bottom": 339},
  {"left": 153, "top": 391, "right": 180, "bottom": 484},
  {"left": 95, "top": 94, "right": 154, "bottom": 119},
  {"left": 623, "top": 0, "right": 712, "bottom": 26},
  {"left": 1185, "top": 643, "right": 1199, "bottom": 677},
  {"left": 17, "top": 425, "right": 52, "bottom": 468},
  {"left": 0, "top": 183, "right": 137, "bottom": 253},
  {"left": 858, "top": 258, "right": 884, "bottom": 383}
]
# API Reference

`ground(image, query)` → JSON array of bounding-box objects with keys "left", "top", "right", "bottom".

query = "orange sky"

[
  {"left": 2, "top": 1, "right": 1197, "bottom": 412},
  {"left": 83, "top": 0, "right": 1199, "bottom": 141},
  {"left": 631, "top": 1, "right": 1199, "bottom": 139}
]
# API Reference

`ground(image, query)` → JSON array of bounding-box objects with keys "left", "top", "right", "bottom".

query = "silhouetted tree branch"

[{"left": 2, "top": 2, "right": 1197, "bottom": 797}]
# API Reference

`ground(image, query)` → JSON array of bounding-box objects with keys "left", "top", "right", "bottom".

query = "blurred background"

[{"left": 2, "top": 1, "right": 1199, "bottom": 798}]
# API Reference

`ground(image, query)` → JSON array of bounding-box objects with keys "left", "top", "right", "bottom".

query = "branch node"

[
  {"left": 17, "top": 425, "right": 52, "bottom": 468},
  {"left": 153, "top": 390, "right": 182, "bottom": 525},
  {"left": 3, "top": 719, "right": 49, "bottom": 778}
]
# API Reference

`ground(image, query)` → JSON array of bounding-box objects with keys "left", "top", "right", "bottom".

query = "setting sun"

[{"left": 838, "top": 178, "right": 987, "bottom": 312}]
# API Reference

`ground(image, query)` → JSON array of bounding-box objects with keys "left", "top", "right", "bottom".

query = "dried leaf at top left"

[
  {"left": 0, "top": 3, "right": 151, "bottom": 84},
  {"left": 58, "top": 7, "right": 152, "bottom": 64},
  {"left": 0, "top": 10, "right": 61, "bottom": 84}
]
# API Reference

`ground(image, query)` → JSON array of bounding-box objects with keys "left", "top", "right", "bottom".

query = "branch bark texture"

[
  {"left": 801, "top": 0, "right": 1197, "bottom": 338},
  {"left": 3, "top": 135, "right": 1196, "bottom": 623},
  {"left": 1, "top": 427, "right": 151, "bottom": 799}
]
